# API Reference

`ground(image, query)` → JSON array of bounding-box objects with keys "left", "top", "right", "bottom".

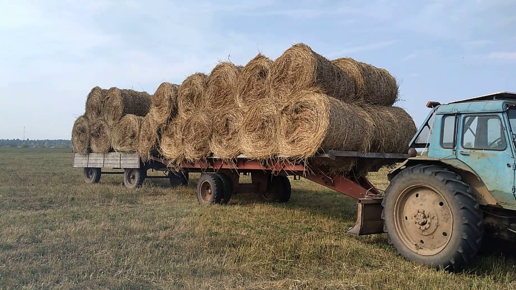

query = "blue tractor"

[{"left": 382, "top": 91, "right": 516, "bottom": 270}]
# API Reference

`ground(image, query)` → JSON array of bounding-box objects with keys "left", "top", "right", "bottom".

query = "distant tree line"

[{"left": 0, "top": 139, "right": 71, "bottom": 148}]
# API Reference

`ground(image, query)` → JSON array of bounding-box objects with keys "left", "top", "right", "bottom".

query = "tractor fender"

[{"left": 388, "top": 157, "right": 500, "bottom": 207}]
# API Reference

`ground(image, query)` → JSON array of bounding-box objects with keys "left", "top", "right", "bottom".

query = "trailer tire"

[
  {"left": 83, "top": 168, "right": 101, "bottom": 184},
  {"left": 382, "top": 164, "right": 483, "bottom": 271},
  {"left": 278, "top": 176, "right": 291, "bottom": 203},
  {"left": 124, "top": 168, "right": 146, "bottom": 189},
  {"left": 215, "top": 173, "right": 233, "bottom": 204},
  {"left": 197, "top": 174, "right": 224, "bottom": 205},
  {"left": 261, "top": 176, "right": 291, "bottom": 202},
  {"left": 169, "top": 171, "right": 188, "bottom": 187}
]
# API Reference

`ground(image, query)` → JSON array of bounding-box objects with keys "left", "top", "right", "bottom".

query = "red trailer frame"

[
  {"left": 73, "top": 150, "right": 408, "bottom": 235},
  {"left": 153, "top": 150, "right": 408, "bottom": 235}
]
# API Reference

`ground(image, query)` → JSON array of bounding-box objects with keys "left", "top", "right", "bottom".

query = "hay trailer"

[
  {"left": 73, "top": 91, "right": 516, "bottom": 271},
  {"left": 73, "top": 150, "right": 407, "bottom": 233}
]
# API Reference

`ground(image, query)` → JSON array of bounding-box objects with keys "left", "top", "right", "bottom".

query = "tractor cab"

[
  {"left": 403, "top": 92, "right": 516, "bottom": 210},
  {"left": 382, "top": 92, "right": 516, "bottom": 271}
]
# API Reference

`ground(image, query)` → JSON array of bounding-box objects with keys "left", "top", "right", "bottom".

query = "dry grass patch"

[{"left": 0, "top": 148, "right": 515, "bottom": 289}]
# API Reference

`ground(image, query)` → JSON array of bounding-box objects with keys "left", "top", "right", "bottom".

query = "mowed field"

[{"left": 1, "top": 148, "right": 516, "bottom": 289}]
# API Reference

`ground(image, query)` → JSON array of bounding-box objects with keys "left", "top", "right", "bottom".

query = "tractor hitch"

[{"left": 347, "top": 198, "right": 385, "bottom": 235}]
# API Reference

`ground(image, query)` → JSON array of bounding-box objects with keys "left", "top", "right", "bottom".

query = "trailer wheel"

[
  {"left": 382, "top": 164, "right": 483, "bottom": 271},
  {"left": 278, "top": 176, "right": 291, "bottom": 202},
  {"left": 169, "top": 171, "right": 188, "bottom": 187},
  {"left": 83, "top": 168, "right": 101, "bottom": 184},
  {"left": 215, "top": 173, "right": 233, "bottom": 204},
  {"left": 196, "top": 174, "right": 224, "bottom": 205},
  {"left": 124, "top": 168, "right": 146, "bottom": 189},
  {"left": 261, "top": 176, "right": 291, "bottom": 202}
]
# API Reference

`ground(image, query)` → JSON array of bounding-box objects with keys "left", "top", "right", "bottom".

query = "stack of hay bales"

[
  {"left": 73, "top": 42, "right": 416, "bottom": 176},
  {"left": 71, "top": 87, "right": 152, "bottom": 154},
  {"left": 138, "top": 82, "right": 179, "bottom": 161},
  {"left": 269, "top": 44, "right": 414, "bottom": 173},
  {"left": 207, "top": 62, "right": 242, "bottom": 160},
  {"left": 158, "top": 73, "right": 210, "bottom": 165}
]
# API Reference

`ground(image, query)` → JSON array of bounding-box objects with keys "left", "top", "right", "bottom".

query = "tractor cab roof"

[
  {"left": 448, "top": 91, "right": 516, "bottom": 104},
  {"left": 434, "top": 91, "right": 516, "bottom": 115}
]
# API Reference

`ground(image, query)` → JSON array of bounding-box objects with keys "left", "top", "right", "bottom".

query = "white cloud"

[
  {"left": 486, "top": 52, "right": 516, "bottom": 61},
  {"left": 249, "top": 0, "right": 397, "bottom": 21},
  {"left": 402, "top": 48, "right": 441, "bottom": 61},
  {"left": 0, "top": 0, "right": 43, "bottom": 28},
  {"left": 395, "top": 0, "right": 516, "bottom": 41},
  {"left": 327, "top": 40, "right": 398, "bottom": 58},
  {"left": 462, "top": 39, "right": 493, "bottom": 48}
]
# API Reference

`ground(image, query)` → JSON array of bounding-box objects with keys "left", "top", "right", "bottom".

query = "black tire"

[
  {"left": 196, "top": 173, "right": 224, "bottom": 205},
  {"left": 278, "top": 176, "right": 291, "bottom": 203},
  {"left": 215, "top": 173, "right": 233, "bottom": 204},
  {"left": 169, "top": 171, "right": 188, "bottom": 187},
  {"left": 123, "top": 168, "right": 146, "bottom": 189},
  {"left": 382, "top": 164, "right": 483, "bottom": 271},
  {"left": 83, "top": 168, "right": 101, "bottom": 184},
  {"left": 261, "top": 175, "right": 291, "bottom": 202}
]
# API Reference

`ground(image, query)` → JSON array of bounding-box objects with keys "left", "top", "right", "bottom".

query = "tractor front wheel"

[{"left": 382, "top": 164, "right": 483, "bottom": 271}]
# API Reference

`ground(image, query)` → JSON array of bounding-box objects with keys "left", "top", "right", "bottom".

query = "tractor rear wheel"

[{"left": 382, "top": 164, "right": 483, "bottom": 271}]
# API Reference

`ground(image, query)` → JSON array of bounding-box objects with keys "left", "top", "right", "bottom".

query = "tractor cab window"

[
  {"left": 507, "top": 108, "right": 516, "bottom": 134},
  {"left": 462, "top": 115, "right": 506, "bottom": 151},
  {"left": 413, "top": 111, "right": 435, "bottom": 148},
  {"left": 441, "top": 115, "right": 456, "bottom": 149}
]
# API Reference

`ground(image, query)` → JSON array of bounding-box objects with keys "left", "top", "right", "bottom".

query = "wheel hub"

[
  {"left": 414, "top": 210, "right": 432, "bottom": 231},
  {"left": 200, "top": 181, "right": 212, "bottom": 203},
  {"left": 394, "top": 186, "right": 453, "bottom": 256}
]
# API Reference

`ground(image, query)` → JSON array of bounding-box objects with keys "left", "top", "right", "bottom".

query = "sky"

[{"left": 0, "top": 0, "right": 515, "bottom": 139}]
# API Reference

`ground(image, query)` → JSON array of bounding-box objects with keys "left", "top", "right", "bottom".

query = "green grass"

[{"left": 1, "top": 147, "right": 516, "bottom": 289}]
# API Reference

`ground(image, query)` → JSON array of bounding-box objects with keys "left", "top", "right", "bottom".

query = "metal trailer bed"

[{"left": 73, "top": 150, "right": 408, "bottom": 235}]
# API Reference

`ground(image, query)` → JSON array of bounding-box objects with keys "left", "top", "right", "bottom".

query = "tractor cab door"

[{"left": 456, "top": 113, "right": 516, "bottom": 208}]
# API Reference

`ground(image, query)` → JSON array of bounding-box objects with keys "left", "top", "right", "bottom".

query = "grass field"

[{"left": 1, "top": 148, "right": 515, "bottom": 289}]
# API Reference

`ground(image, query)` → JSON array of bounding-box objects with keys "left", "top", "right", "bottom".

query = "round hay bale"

[
  {"left": 111, "top": 114, "right": 143, "bottom": 153},
  {"left": 85, "top": 86, "right": 108, "bottom": 120},
  {"left": 205, "top": 62, "right": 241, "bottom": 113},
  {"left": 159, "top": 118, "right": 184, "bottom": 165},
  {"left": 210, "top": 108, "right": 243, "bottom": 160},
  {"left": 270, "top": 43, "right": 355, "bottom": 102},
  {"left": 239, "top": 98, "right": 280, "bottom": 160},
  {"left": 177, "top": 73, "right": 210, "bottom": 116},
  {"left": 138, "top": 114, "right": 160, "bottom": 161},
  {"left": 235, "top": 53, "right": 273, "bottom": 112},
  {"left": 149, "top": 82, "right": 179, "bottom": 127},
  {"left": 363, "top": 105, "right": 416, "bottom": 153},
  {"left": 90, "top": 119, "right": 111, "bottom": 153},
  {"left": 332, "top": 58, "right": 399, "bottom": 106},
  {"left": 72, "top": 115, "right": 90, "bottom": 154},
  {"left": 103, "top": 87, "right": 152, "bottom": 127},
  {"left": 278, "top": 90, "right": 374, "bottom": 160},
  {"left": 181, "top": 112, "right": 213, "bottom": 163}
]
